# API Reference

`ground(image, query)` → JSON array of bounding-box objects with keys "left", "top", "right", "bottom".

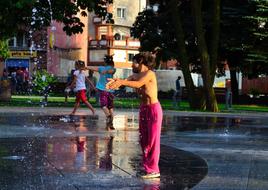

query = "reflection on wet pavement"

[
  {"left": 0, "top": 110, "right": 268, "bottom": 189},
  {"left": 161, "top": 114, "right": 268, "bottom": 190},
  {"left": 0, "top": 113, "right": 207, "bottom": 190}
]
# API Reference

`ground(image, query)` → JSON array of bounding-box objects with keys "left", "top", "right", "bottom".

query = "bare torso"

[{"left": 132, "top": 71, "right": 158, "bottom": 105}]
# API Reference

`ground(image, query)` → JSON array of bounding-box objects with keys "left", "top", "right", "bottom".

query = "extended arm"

[
  {"left": 86, "top": 66, "right": 99, "bottom": 72},
  {"left": 107, "top": 68, "right": 116, "bottom": 74},
  {"left": 107, "top": 71, "right": 152, "bottom": 89},
  {"left": 100, "top": 68, "right": 115, "bottom": 74}
]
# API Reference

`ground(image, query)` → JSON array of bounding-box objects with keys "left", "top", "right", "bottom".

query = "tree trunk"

[
  {"left": 230, "top": 68, "right": 239, "bottom": 104},
  {"left": 201, "top": 53, "right": 218, "bottom": 111},
  {"left": 209, "top": 0, "right": 221, "bottom": 81},
  {"left": 169, "top": 0, "right": 200, "bottom": 109},
  {"left": 191, "top": 0, "right": 218, "bottom": 112},
  {"left": 0, "top": 80, "right": 11, "bottom": 101}
]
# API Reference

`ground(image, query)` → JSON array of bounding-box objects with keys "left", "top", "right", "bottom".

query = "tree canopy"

[
  {"left": 0, "top": 0, "right": 113, "bottom": 40},
  {"left": 132, "top": 0, "right": 268, "bottom": 111},
  {"left": 221, "top": 0, "right": 268, "bottom": 78},
  {"left": 132, "top": 0, "right": 268, "bottom": 77}
]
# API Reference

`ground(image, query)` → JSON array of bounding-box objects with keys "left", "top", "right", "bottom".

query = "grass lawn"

[{"left": 0, "top": 95, "right": 268, "bottom": 113}]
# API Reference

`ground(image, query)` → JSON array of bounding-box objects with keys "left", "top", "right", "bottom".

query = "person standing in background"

[
  {"left": 1, "top": 68, "right": 8, "bottom": 80},
  {"left": 172, "top": 76, "right": 182, "bottom": 108},
  {"left": 64, "top": 69, "right": 76, "bottom": 103},
  {"left": 86, "top": 70, "right": 98, "bottom": 104},
  {"left": 225, "top": 78, "right": 232, "bottom": 109}
]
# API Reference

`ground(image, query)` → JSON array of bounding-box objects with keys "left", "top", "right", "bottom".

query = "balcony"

[
  {"left": 92, "top": 16, "right": 107, "bottom": 24},
  {"left": 89, "top": 39, "right": 140, "bottom": 49}
]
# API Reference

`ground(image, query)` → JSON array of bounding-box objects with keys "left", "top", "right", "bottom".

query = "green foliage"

[
  {"left": 32, "top": 69, "right": 57, "bottom": 94},
  {"left": 131, "top": 4, "right": 182, "bottom": 65},
  {"left": 0, "top": 0, "right": 114, "bottom": 39},
  {"left": 131, "top": 1, "right": 210, "bottom": 72},
  {"left": 0, "top": 40, "right": 10, "bottom": 59},
  {"left": 221, "top": 0, "right": 268, "bottom": 77},
  {"left": 132, "top": 0, "right": 268, "bottom": 77},
  {"left": 2, "top": 95, "right": 268, "bottom": 112},
  {"left": 249, "top": 88, "right": 261, "bottom": 96}
]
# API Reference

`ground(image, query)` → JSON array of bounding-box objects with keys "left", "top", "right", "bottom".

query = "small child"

[
  {"left": 69, "top": 60, "right": 95, "bottom": 115},
  {"left": 85, "top": 55, "right": 116, "bottom": 130}
]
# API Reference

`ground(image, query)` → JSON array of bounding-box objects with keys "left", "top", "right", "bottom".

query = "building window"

[
  {"left": 8, "top": 33, "right": 27, "bottom": 48},
  {"left": 101, "top": 35, "right": 107, "bottom": 40},
  {"left": 128, "top": 53, "right": 135, "bottom": 62},
  {"left": 121, "top": 35, "right": 127, "bottom": 40},
  {"left": 114, "top": 33, "right": 121, "bottom": 40},
  {"left": 8, "top": 37, "right": 16, "bottom": 47},
  {"left": 117, "top": 8, "right": 126, "bottom": 18},
  {"left": 17, "top": 33, "right": 25, "bottom": 47},
  {"left": 114, "top": 33, "right": 127, "bottom": 40}
]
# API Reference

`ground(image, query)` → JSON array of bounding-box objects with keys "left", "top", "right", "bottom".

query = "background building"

[
  {"left": 88, "top": 0, "right": 146, "bottom": 68},
  {"left": 46, "top": 0, "right": 147, "bottom": 82},
  {"left": 46, "top": 15, "right": 89, "bottom": 82},
  {"left": 4, "top": 29, "right": 47, "bottom": 78}
]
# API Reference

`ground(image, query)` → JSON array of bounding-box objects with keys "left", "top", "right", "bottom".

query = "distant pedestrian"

[
  {"left": 225, "top": 78, "right": 232, "bottom": 109},
  {"left": 16, "top": 67, "right": 24, "bottom": 94},
  {"left": 23, "top": 68, "right": 30, "bottom": 94},
  {"left": 69, "top": 60, "right": 95, "bottom": 115},
  {"left": 10, "top": 71, "right": 17, "bottom": 93},
  {"left": 172, "top": 76, "right": 182, "bottom": 108},
  {"left": 64, "top": 69, "right": 75, "bottom": 103},
  {"left": 86, "top": 70, "right": 98, "bottom": 102},
  {"left": 1, "top": 68, "right": 8, "bottom": 80}
]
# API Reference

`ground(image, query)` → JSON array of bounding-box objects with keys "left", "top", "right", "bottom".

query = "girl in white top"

[{"left": 69, "top": 60, "right": 95, "bottom": 115}]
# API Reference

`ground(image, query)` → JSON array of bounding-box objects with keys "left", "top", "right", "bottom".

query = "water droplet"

[
  {"left": 2, "top": 156, "right": 25, "bottom": 160},
  {"left": 32, "top": 8, "right": 37, "bottom": 13}
]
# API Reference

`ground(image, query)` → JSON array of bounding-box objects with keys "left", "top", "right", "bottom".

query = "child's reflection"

[
  {"left": 74, "top": 136, "right": 87, "bottom": 171},
  {"left": 99, "top": 135, "right": 114, "bottom": 170},
  {"left": 73, "top": 122, "right": 88, "bottom": 171},
  {"left": 143, "top": 178, "right": 161, "bottom": 190}
]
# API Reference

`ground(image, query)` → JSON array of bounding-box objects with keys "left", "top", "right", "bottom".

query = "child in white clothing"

[{"left": 69, "top": 60, "right": 95, "bottom": 115}]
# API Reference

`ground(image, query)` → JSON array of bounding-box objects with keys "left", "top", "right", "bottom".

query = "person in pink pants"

[
  {"left": 140, "top": 103, "right": 162, "bottom": 175},
  {"left": 106, "top": 52, "right": 162, "bottom": 179}
]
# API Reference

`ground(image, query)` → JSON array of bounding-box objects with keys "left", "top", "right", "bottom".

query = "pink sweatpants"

[{"left": 139, "top": 102, "right": 162, "bottom": 173}]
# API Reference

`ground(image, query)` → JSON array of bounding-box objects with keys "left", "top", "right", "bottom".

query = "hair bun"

[{"left": 104, "top": 55, "right": 113, "bottom": 64}]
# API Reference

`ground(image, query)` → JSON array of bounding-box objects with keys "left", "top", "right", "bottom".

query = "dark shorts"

[
  {"left": 76, "top": 89, "right": 87, "bottom": 103},
  {"left": 99, "top": 90, "right": 114, "bottom": 109}
]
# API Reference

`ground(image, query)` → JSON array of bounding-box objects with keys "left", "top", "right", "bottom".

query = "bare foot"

[
  {"left": 91, "top": 109, "right": 95, "bottom": 115},
  {"left": 109, "top": 125, "right": 115, "bottom": 130}
]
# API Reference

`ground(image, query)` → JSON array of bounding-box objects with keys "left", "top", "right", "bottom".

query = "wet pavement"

[{"left": 0, "top": 107, "right": 268, "bottom": 190}]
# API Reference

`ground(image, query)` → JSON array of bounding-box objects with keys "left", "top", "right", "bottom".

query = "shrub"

[
  {"left": 249, "top": 88, "right": 260, "bottom": 96},
  {"left": 32, "top": 69, "right": 57, "bottom": 95}
]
